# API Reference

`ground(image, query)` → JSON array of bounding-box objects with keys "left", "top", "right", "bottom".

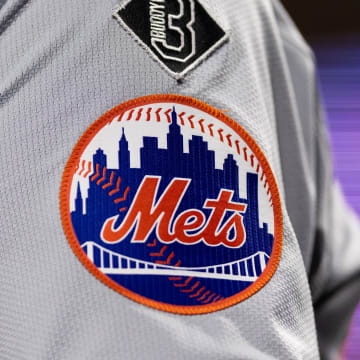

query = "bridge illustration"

[{"left": 82, "top": 242, "right": 270, "bottom": 282}]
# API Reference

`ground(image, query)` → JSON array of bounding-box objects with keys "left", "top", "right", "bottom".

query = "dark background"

[
  {"left": 280, "top": 1, "right": 360, "bottom": 358},
  {"left": 281, "top": 0, "right": 360, "bottom": 38}
]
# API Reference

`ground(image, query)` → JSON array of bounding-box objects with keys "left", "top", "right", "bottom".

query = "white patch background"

[{"left": 70, "top": 103, "right": 275, "bottom": 235}]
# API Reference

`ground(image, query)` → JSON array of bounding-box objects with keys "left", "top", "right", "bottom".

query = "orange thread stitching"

[
  {"left": 178, "top": 112, "right": 185, "bottom": 125},
  {"left": 188, "top": 115, "right": 195, "bottom": 128},
  {"left": 60, "top": 94, "right": 283, "bottom": 315},
  {"left": 243, "top": 147, "right": 248, "bottom": 161},
  {"left": 181, "top": 281, "right": 199, "bottom": 293},
  {"left": 164, "top": 108, "right": 172, "bottom": 123},
  {"left": 208, "top": 123, "right": 214, "bottom": 136},
  {"left": 212, "top": 295, "right": 221, "bottom": 303},
  {"left": 78, "top": 160, "right": 86, "bottom": 176},
  {"left": 250, "top": 154, "right": 255, "bottom": 168},
  {"left": 198, "top": 119, "right": 205, "bottom": 133},
  {"left": 149, "top": 246, "right": 167, "bottom": 257},
  {"left": 218, "top": 128, "right": 224, "bottom": 142},
  {"left": 155, "top": 108, "right": 162, "bottom": 122},
  {"left": 147, "top": 238, "right": 157, "bottom": 247},
  {"left": 102, "top": 171, "right": 114, "bottom": 189},
  {"left": 197, "top": 290, "right": 210, "bottom": 301},
  {"left": 83, "top": 162, "right": 92, "bottom": 178},
  {"left": 189, "top": 286, "right": 205, "bottom": 298},
  {"left": 127, "top": 109, "right": 135, "bottom": 120},
  {"left": 146, "top": 107, "right": 152, "bottom": 121},
  {"left": 90, "top": 164, "right": 100, "bottom": 182},
  {"left": 114, "top": 187, "right": 130, "bottom": 203},
  {"left": 155, "top": 252, "right": 174, "bottom": 265},
  {"left": 109, "top": 177, "right": 121, "bottom": 196},
  {"left": 96, "top": 167, "right": 107, "bottom": 185},
  {"left": 173, "top": 277, "right": 193, "bottom": 287},
  {"left": 226, "top": 134, "right": 232, "bottom": 147},
  {"left": 202, "top": 293, "right": 216, "bottom": 304},
  {"left": 136, "top": 108, "right": 143, "bottom": 121},
  {"left": 235, "top": 140, "right": 240, "bottom": 154},
  {"left": 117, "top": 111, "right": 124, "bottom": 122},
  {"left": 147, "top": 241, "right": 221, "bottom": 303}
]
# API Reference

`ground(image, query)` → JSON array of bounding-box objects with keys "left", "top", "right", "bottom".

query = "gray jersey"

[{"left": 0, "top": 0, "right": 359, "bottom": 359}]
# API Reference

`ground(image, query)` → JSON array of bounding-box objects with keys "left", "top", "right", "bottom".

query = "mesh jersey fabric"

[{"left": 0, "top": 0, "right": 359, "bottom": 359}]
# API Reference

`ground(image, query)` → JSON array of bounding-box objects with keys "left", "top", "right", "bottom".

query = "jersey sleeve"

[
  {"left": 272, "top": 1, "right": 360, "bottom": 358},
  {"left": 310, "top": 99, "right": 360, "bottom": 360}
]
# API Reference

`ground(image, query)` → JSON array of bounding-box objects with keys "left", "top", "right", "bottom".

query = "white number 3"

[{"left": 151, "top": 0, "right": 196, "bottom": 63}]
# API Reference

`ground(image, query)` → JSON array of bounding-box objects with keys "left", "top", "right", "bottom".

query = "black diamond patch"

[{"left": 113, "top": 0, "right": 228, "bottom": 79}]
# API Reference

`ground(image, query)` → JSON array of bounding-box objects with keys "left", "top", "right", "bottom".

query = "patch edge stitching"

[
  {"left": 112, "top": 1, "right": 230, "bottom": 80},
  {"left": 60, "top": 94, "right": 283, "bottom": 315}
]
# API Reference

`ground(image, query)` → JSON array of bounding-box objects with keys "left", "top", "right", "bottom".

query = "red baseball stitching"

[
  {"left": 235, "top": 140, "right": 240, "bottom": 155},
  {"left": 77, "top": 104, "right": 274, "bottom": 228},
  {"left": 208, "top": 123, "right": 214, "bottom": 136},
  {"left": 115, "top": 105, "right": 270, "bottom": 199},
  {"left": 226, "top": 134, "right": 232, "bottom": 147},
  {"left": 129, "top": 105, "right": 272, "bottom": 204},
  {"left": 250, "top": 154, "right": 255, "bottom": 168},
  {"left": 102, "top": 171, "right": 114, "bottom": 189},
  {"left": 218, "top": 128, "right": 224, "bottom": 142},
  {"left": 115, "top": 104, "right": 276, "bottom": 277},
  {"left": 164, "top": 109, "right": 172, "bottom": 123},
  {"left": 113, "top": 187, "right": 130, "bottom": 203},
  {"left": 146, "top": 240, "right": 222, "bottom": 304},
  {"left": 76, "top": 104, "right": 275, "bottom": 305},
  {"left": 243, "top": 147, "right": 248, "bottom": 161},
  {"left": 127, "top": 109, "right": 135, "bottom": 121},
  {"left": 197, "top": 290, "right": 210, "bottom": 301},
  {"left": 86, "top": 165, "right": 130, "bottom": 212},
  {"left": 189, "top": 286, "right": 205, "bottom": 298},
  {"left": 198, "top": 119, "right": 205, "bottom": 133},
  {"left": 147, "top": 238, "right": 157, "bottom": 247},
  {"left": 173, "top": 277, "right": 193, "bottom": 288},
  {"left": 188, "top": 115, "right": 195, "bottom": 128},
  {"left": 78, "top": 160, "right": 86, "bottom": 176},
  {"left": 90, "top": 164, "right": 100, "bottom": 181},
  {"left": 155, "top": 252, "right": 175, "bottom": 265},
  {"left": 155, "top": 108, "right": 162, "bottom": 122},
  {"left": 181, "top": 281, "right": 199, "bottom": 293},
  {"left": 149, "top": 246, "right": 167, "bottom": 257},
  {"left": 109, "top": 177, "right": 121, "bottom": 196},
  {"left": 178, "top": 112, "right": 185, "bottom": 125},
  {"left": 117, "top": 111, "right": 124, "bottom": 122},
  {"left": 83, "top": 162, "right": 92, "bottom": 178},
  {"left": 96, "top": 167, "right": 107, "bottom": 185},
  {"left": 146, "top": 108, "right": 152, "bottom": 121},
  {"left": 136, "top": 108, "right": 143, "bottom": 121},
  {"left": 61, "top": 94, "right": 283, "bottom": 315}
]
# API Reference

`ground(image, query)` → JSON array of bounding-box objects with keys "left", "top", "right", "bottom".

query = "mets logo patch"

[{"left": 60, "top": 95, "right": 282, "bottom": 314}]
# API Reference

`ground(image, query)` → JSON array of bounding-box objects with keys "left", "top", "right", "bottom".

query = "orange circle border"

[{"left": 60, "top": 94, "right": 283, "bottom": 315}]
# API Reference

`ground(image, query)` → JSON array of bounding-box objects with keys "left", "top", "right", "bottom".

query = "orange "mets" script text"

[{"left": 101, "top": 176, "right": 247, "bottom": 248}]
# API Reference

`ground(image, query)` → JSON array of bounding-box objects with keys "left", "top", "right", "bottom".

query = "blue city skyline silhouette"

[{"left": 71, "top": 108, "right": 274, "bottom": 270}]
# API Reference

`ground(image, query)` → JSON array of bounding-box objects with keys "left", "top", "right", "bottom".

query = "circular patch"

[{"left": 60, "top": 95, "right": 282, "bottom": 314}]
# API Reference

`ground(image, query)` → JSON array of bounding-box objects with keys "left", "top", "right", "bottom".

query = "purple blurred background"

[
  {"left": 279, "top": 1, "right": 359, "bottom": 357},
  {"left": 313, "top": 37, "right": 360, "bottom": 359}
]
